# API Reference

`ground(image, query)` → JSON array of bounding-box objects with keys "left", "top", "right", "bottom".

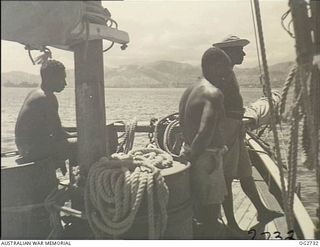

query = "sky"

[{"left": 1, "top": 0, "right": 296, "bottom": 74}]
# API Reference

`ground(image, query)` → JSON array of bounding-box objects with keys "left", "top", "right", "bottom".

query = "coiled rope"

[
  {"left": 163, "top": 119, "right": 181, "bottom": 159},
  {"left": 129, "top": 148, "right": 173, "bottom": 169},
  {"left": 84, "top": 151, "right": 169, "bottom": 239},
  {"left": 154, "top": 113, "right": 179, "bottom": 149}
]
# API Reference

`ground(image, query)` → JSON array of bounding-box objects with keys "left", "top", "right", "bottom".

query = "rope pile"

[
  {"left": 84, "top": 150, "right": 170, "bottom": 239},
  {"left": 129, "top": 148, "right": 173, "bottom": 169}
]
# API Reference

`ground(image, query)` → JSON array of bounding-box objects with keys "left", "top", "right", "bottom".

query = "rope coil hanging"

[{"left": 116, "top": 119, "right": 137, "bottom": 154}]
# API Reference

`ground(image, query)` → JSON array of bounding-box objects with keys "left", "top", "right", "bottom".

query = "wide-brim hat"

[{"left": 212, "top": 35, "right": 250, "bottom": 48}]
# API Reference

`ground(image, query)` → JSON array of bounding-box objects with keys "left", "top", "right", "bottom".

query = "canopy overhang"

[{"left": 1, "top": 1, "right": 129, "bottom": 50}]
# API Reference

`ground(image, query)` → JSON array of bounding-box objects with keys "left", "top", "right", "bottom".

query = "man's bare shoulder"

[
  {"left": 31, "top": 89, "right": 56, "bottom": 99},
  {"left": 28, "top": 88, "right": 45, "bottom": 98},
  {"left": 25, "top": 89, "right": 56, "bottom": 105},
  {"left": 200, "top": 80, "right": 224, "bottom": 101}
]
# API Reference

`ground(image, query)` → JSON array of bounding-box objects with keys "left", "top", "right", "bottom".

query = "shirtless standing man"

[
  {"left": 212, "top": 35, "right": 283, "bottom": 234},
  {"left": 179, "top": 47, "right": 232, "bottom": 238},
  {"left": 15, "top": 60, "right": 76, "bottom": 174}
]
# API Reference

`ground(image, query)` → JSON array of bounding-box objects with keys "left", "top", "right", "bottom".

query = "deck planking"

[{"left": 220, "top": 167, "right": 287, "bottom": 239}]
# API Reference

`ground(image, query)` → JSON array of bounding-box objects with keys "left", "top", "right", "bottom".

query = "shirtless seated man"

[
  {"left": 179, "top": 47, "right": 232, "bottom": 238},
  {"left": 15, "top": 60, "right": 76, "bottom": 174}
]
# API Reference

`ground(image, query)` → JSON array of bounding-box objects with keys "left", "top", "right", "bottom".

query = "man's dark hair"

[
  {"left": 40, "top": 60, "right": 65, "bottom": 91},
  {"left": 201, "top": 47, "right": 231, "bottom": 82},
  {"left": 40, "top": 60, "right": 65, "bottom": 81}
]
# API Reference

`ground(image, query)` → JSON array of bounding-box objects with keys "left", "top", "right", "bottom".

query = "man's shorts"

[
  {"left": 223, "top": 135, "right": 252, "bottom": 179},
  {"left": 190, "top": 149, "right": 228, "bottom": 205}
]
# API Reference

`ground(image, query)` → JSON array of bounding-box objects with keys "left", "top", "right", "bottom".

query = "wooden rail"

[
  {"left": 246, "top": 133, "right": 316, "bottom": 239},
  {"left": 64, "top": 121, "right": 153, "bottom": 133}
]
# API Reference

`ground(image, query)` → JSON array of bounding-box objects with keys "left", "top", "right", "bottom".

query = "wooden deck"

[{"left": 219, "top": 167, "right": 289, "bottom": 240}]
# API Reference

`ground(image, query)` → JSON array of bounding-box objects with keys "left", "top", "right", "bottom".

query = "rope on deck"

[{"left": 84, "top": 153, "right": 169, "bottom": 239}]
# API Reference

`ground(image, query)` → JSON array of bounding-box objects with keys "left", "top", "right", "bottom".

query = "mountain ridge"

[{"left": 1, "top": 60, "right": 294, "bottom": 88}]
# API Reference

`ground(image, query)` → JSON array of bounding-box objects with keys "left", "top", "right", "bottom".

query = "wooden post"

[{"left": 73, "top": 39, "right": 110, "bottom": 176}]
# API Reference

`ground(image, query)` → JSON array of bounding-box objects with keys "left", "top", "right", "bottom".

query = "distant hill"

[
  {"left": 1, "top": 71, "right": 41, "bottom": 88},
  {"left": 1, "top": 61, "right": 294, "bottom": 88},
  {"left": 234, "top": 61, "right": 295, "bottom": 88},
  {"left": 105, "top": 61, "right": 201, "bottom": 88}
]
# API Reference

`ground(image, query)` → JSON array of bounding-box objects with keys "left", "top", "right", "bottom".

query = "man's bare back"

[
  {"left": 15, "top": 88, "right": 67, "bottom": 161},
  {"left": 179, "top": 79, "right": 225, "bottom": 162}
]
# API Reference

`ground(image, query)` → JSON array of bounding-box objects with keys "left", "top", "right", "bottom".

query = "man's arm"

[
  {"left": 189, "top": 94, "right": 224, "bottom": 162},
  {"left": 43, "top": 95, "right": 69, "bottom": 141}
]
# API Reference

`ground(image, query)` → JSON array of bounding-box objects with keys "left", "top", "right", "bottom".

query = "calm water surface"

[{"left": 1, "top": 87, "right": 318, "bottom": 223}]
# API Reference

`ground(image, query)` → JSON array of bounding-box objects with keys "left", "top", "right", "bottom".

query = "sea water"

[{"left": 1, "top": 87, "right": 318, "bottom": 224}]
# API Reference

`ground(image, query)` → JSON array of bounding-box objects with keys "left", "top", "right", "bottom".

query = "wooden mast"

[{"left": 73, "top": 2, "right": 110, "bottom": 177}]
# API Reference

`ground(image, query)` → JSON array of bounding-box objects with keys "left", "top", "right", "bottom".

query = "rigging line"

[
  {"left": 103, "top": 41, "right": 114, "bottom": 52},
  {"left": 27, "top": 48, "right": 36, "bottom": 65},
  {"left": 281, "top": 9, "right": 295, "bottom": 38},
  {"left": 250, "top": 0, "right": 263, "bottom": 81},
  {"left": 253, "top": 0, "right": 291, "bottom": 230}
]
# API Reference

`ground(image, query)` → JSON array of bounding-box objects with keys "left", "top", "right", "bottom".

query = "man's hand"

[{"left": 206, "top": 145, "right": 228, "bottom": 174}]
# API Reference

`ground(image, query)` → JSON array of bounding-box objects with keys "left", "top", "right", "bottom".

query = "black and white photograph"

[{"left": 1, "top": 0, "right": 319, "bottom": 243}]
